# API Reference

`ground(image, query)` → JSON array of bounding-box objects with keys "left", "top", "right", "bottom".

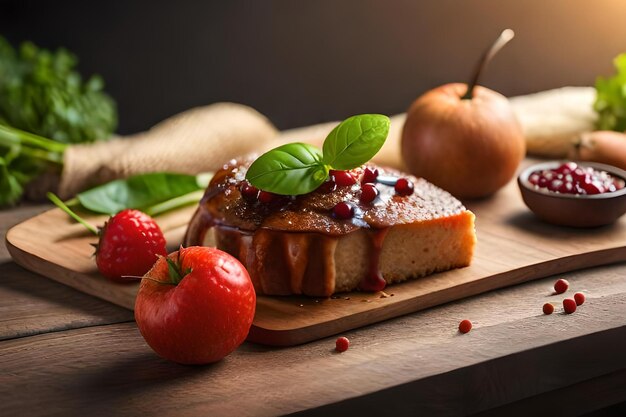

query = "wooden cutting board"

[{"left": 6, "top": 176, "right": 626, "bottom": 346}]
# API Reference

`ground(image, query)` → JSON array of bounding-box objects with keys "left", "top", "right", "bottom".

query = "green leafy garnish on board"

[
  {"left": 595, "top": 53, "right": 626, "bottom": 131},
  {"left": 65, "top": 172, "right": 213, "bottom": 216},
  {"left": 246, "top": 114, "right": 390, "bottom": 195}
]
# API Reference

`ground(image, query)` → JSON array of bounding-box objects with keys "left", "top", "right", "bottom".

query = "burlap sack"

[
  {"left": 58, "top": 103, "right": 279, "bottom": 198},
  {"left": 58, "top": 104, "right": 407, "bottom": 198}
]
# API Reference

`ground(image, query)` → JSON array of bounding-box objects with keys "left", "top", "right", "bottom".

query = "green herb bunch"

[
  {"left": 595, "top": 53, "right": 626, "bottom": 132},
  {"left": 246, "top": 114, "right": 390, "bottom": 195},
  {"left": 0, "top": 36, "right": 118, "bottom": 206}
]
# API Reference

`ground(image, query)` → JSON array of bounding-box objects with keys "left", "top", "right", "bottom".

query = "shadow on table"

[
  {"left": 0, "top": 261, "right": 134, "bottom": 339},
  {"left": 503, "top": 211, "right": 616, "bottom": 238}
]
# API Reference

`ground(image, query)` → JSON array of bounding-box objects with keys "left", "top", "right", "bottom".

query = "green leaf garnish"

[
  {"left": 246, "top": 142, "right": 328, "bottom": 195},
  {"left": 245, "top": 114, "right": 390, "bottom": 195},
  {"left": 73, "top": 172, "right": 212, "bottom": 215},
  {"left": 595, "top": 53, "right": 626, "bottom": 131},
  {"left": 322, "top": 114, "right": 390, "bottom": 170}
]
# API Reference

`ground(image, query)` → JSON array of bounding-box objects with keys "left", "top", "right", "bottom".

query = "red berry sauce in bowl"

[{"left": 518, "top": 161, "right": 626, "bottom": 227}]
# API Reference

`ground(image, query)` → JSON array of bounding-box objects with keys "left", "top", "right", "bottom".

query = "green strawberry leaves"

[
  {"left": 166, "top": 256, "right": 192, "bottom": 286},
  {"left": 245, "top": 114, "right": 390, "bottom": 195}
]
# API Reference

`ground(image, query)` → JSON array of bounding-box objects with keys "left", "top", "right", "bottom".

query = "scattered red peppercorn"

[
  {"left": 574, "top": 292, "right": 586, "bottom": 306},
  {"left": 240, "top": 181, "right": 259, "bottom": 201},
  {"left": 360, "top": 183, "right": 379, "bottom": 203},
  {"left": 330, "top": 170, "right": 357, "bottom": 186},
  {"left": 554, "top": 278, "right": 569, "bottom": 295},
  {"left": 258, "top": 190, "right": 276, "bottom": 204},
  {"left": 563, "top": 298, "right": 577, "bottom": 314},
  {"left": 458, "top": 319, "right": 472, "bottom": 334},
  {"left": 362, "top": 167, "right": 379, "bottom": 184},
  {"left": 332, "top": 202, "right": 355, "bottom": 219},
  {"left": 542, "top": 303, "right": 554, "bottom": 315},
  {"left": 395, "top": 178, "right": 414, "bottom": 196},
  {"left": 335, "top": 336, "right": 350, "bottom": 352}
]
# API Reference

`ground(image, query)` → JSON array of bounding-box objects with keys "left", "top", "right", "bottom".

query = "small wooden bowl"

[{"left": 517, "top": 161, "right": 626, "bottom": 227}]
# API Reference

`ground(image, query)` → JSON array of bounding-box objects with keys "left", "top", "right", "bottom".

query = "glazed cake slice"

[{"left": 184, "top": 160, "right": 476, "bottom": 297}]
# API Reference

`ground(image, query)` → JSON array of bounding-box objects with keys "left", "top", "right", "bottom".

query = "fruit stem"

[
  {"left": 47, "top": 192, "right": 99, "bottom": 235},
  {"left": 462, "top": 29, "right": 515, "bottom": 100},
  {"left": 144, "top": 190, "right": 204, "bottom": 216}
]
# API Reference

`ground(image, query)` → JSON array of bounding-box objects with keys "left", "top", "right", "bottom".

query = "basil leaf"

[
  {"left": 246, "top": 142, "right": 328, "bottom": 195},
  {"left": 77, "top": 172, "right": 210, "bottom": 215},
  {"left": 322, "top": 114, "right": 390, "bottom": 170}
]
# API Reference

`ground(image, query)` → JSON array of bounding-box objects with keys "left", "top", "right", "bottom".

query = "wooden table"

[{"left": 1, "top": 205, "right": 626, "bottom": 417}]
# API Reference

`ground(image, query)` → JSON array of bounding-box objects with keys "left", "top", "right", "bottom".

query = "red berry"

[
  {"left": 258, "top": 190, "right": 276, "bottom": 204},
  {"left": 542, "top": 303, "right": 554, "bottom": 315},
  {"left": 458, "top": 319, "right": 472, "bottom": 334},
  {"left": 554, "top": 279, "right": 569, "bottom": 294},
  {"left": 240, "top": 181, "right": 259, "bottom": 201},
  {"left": 548, "top": 179, "right": 563, "bottom": 192},
  {"left": 556, "top": 162, "right": 577, "bottom": 175},
  {"left": 395, "top": 178, "right": 414, "bottom": 196},
  {"left": 332, "top": 202, "right": 354, "bottom": 219},
  {"left": 96, "top": 209, "right": 167, "bottom": 281},
  {"left": 362, "top": 167, "right": 379, "bottom": 184},
  {"left": 335, "top": 336, "right": 350, "bottom": 352},
  {"left": 574, "top": 292, "right": 585, "bottom": 306},
  {"left": 581, "top": 181, "right": 603, "bottom": 195},
  {"left": 563, "top": 298, "right": 577, "bottom": 314},
  {"left": 317, "top": 178, "right": 337, "bottom": 193},
  {"left": 558, "top": 181, "right": 574, "bottom": 194},
  {"left": 330, "top": 170, "right": 357, "bottom": 186},
  {"left": 529, "top": 173, "right": 540, "bottom": 185},
  {"left": 360, "top": 183, "right": 379, "bottom": 203}
]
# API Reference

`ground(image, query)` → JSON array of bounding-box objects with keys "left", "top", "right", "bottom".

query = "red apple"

[
  {"left": 401, "top": 83, "right": 525, "bottom": 199},
  {"left": 134, "top": 246, "right": 256, "bottom": 365}
]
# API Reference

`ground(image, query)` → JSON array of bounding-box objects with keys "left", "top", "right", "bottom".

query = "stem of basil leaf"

[
  {"left": 47, "top": 192, "right": 99, "bottom": 235},
  {"left": 462, "top": 29, "right": 515, "bottom": 100},
  {"left": 143, "top": 190, "right": 205, "bottom": 216}
]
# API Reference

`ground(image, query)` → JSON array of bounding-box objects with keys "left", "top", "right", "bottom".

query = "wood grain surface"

[
  {"left": 7, "top": 173, "right": 626, "bottom": 346},
  {"left": 2, "top": 203, "right": 626, "bottom": 416},
  {"left": 1, "top": 264, "right": 625, "bottom": 417}
]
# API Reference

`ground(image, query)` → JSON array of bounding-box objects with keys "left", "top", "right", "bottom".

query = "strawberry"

[
  {"left": 95, "top": 209, "right": 167, "bottom": 281},
  {"left": 47, "top": 193, "right": 167, "bottom": 282}
]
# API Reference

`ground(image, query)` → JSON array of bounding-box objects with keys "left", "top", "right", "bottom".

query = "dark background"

[{"left": 2, "top": 0, "right": 626, "bottom": 135}]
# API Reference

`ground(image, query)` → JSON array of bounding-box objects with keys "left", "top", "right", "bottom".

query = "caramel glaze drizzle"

[
  {"left": 182, "top": 161, "right": 466, "bottom": 296},
  {"left": 184, "top": 199, "right": 392, "bottom": 296},
  {"left": 359, "top": 227, "right": 390, "bottom": 292}
]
